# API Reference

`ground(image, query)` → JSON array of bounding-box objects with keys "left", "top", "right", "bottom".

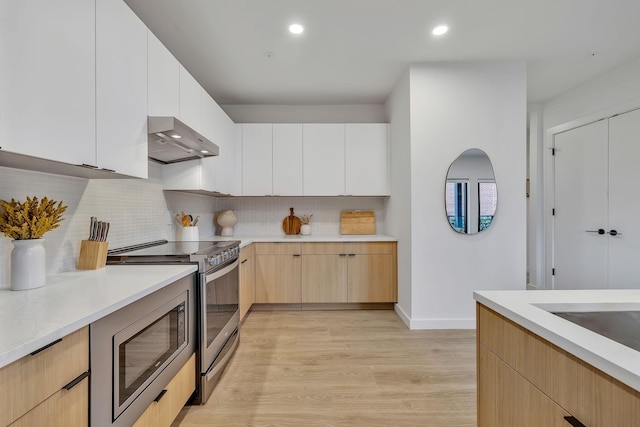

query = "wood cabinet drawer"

[
  {"left": 0, "top": 327, "right": 88, "bottom": 426},
  {"left": 133, "top": 353, "right": 196, "bottom": 427},
  {"left": 478, "top": 304, "right": 640, "bottom": 426},
  {"left": 255, "top": 242, "right": 301, "bottom": 255},
  {"left": 301, "top": 242, "right": 346, "bottom": 255},
  {"left": 240, "top": 244, "right": 254, "bottom": 260},
  {"left": 344, "top": 242, "right": 394, "bottom": 254},
  {"left": 9, "top": 377, "right": 88, "bottom": 427}
]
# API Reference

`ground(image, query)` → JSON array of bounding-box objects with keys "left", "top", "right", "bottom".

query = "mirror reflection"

[{"left": 445, "top": 149, "right": 497, "bottom": 234}]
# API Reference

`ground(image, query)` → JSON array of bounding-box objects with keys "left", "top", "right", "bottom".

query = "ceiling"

[{"left": 125, "top": 0, "right": 640, "bottom": 106}]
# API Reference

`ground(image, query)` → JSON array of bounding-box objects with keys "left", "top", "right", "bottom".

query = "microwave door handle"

[{"left": 205, "top": 259, "right": 239, "bottom": 284}]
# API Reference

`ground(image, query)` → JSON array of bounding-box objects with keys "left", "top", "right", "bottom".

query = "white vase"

[
  {"left": 217, "top": 210, "right": 238, "bottom": 236},
  {"left": 300, "top": 224, "right": 311, "bottom": 235},
  {"left": 11, "top": 239, "right": 46, "bottom": 291}
]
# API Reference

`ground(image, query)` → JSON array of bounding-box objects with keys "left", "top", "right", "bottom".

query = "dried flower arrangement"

[
  {"left": 300, "top": 214, "right": 313, "bottom": 225},
  {"left": 0, "top": 196, "right": 68, "bottom": 240}
]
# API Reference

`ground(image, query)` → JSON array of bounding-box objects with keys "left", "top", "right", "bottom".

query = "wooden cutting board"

[
  {"left": 282, "top": 207, "right": 301, "bottom": 235},
  {"left": 340, "top": 211, "right": 375, "bottom": 235}
]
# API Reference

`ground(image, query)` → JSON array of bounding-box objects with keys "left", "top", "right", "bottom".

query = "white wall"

[
  {"left": 221, "top": 104, "right": 386, "bottom": 123},
  {"left": 406, "top": 61, "right": 527, "bottom": 329},
  {"left": 384, "top": 69, "right": 412, "bottom": 322}
]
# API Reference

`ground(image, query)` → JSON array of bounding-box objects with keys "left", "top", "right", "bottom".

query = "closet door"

[
  {"left": 553, "top": 120, "right": 608, "bottom": 289},
  {"left": 608, "top": 109, "right": 640, "bottom": 288}
]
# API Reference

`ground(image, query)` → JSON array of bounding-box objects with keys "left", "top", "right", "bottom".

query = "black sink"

[{"left": 553, "top": 311, "right": 640, "bottom": 352}]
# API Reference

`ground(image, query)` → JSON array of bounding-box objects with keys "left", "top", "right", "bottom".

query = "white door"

[
  {"left": 553, "top": 120, "right": 609, "bottom": 289},
  {"left": 608, "top": 109, "right": 640, "bottom": 288}
]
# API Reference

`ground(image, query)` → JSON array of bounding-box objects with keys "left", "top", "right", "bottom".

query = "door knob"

[
  {"left": 585, "top": 229, "right": 605, "bottom": 235},
  {"left": 609, "top": 229, "right": 622, "bottom": 236}
]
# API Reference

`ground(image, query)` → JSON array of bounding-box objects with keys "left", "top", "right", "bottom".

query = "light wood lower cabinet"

[
  {"left": 254, "top": 242, "right": 397, "bottom": 305},
  {"left": 9, "top": 377, "right": 88, "bottom": 427},
  {"left": 255, "top": 243, "right": 302, "bottom": 303},
  {"left": 477, "top": 303, "right": 640, "bottom": 427},
  {"left": 133, "top": 353, "right": 196, "bottom": 427},
  {"left": 478, "top": 345, "right": 569, "bottom": 427},
  {"left": 302, "top": 253, "right": 348, "bottom": 303},
  {"left": 239, "top": 244, "right": 255, "bottom": 319},
  {"left": 0, "top": 327, "right": 89, "bottom": 427}
]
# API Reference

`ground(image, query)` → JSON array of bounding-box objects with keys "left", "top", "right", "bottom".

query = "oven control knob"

[{"left": 207, "top": 256, "right": 219, "bottom": 266}]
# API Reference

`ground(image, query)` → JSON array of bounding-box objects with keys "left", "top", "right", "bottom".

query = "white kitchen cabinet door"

[
  {"left": 273, "top": 124, "right": 303, "bottom": 195},
  {"left": 0, "top": 0, "right": 96, "bottom": 166},
  {"left": 147, "top": 30, "right": 180, "bottom": 117},
  {"left": 553, "top": 120, "right": 609, "bottom": 289},
  {"left": 303, "top": 124, "right": 345, "bottom": 196},
  {"left": 345, "top": 124, "right": 389, "bottom": 195},
  {"left": 201, "top": 93, "right": 217, "bottom": 144},
  {"left": 179, "top": 66, "right": 202, "bottom": 132},
  {"left": 211, "top": 103, "right": 237, "bottom": 195},
  {"left": 162, "top": 158, "right": 215, "bottom": 192},
  {"left": 608, "top": 108, "right": 640, "bottom": 289},
  {"left": 96, "top": 0, "right": 148, "bottom": 178},
  {"left": 229, "top": 124, "right": 243, "bottom": 196},
  {"left": 242, "top": 124, "right": 273, "bottom": 196}
]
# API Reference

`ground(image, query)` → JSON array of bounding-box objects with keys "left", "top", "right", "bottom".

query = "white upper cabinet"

[
  {"left": 273, "top": 124, "right": 303, "bottom": 196},
  {"left": 162, "top": 158, "right": 216, "bottom": 192},
  {"left": 303, "top": 124, "right": 345, "bottom": 196},
  {"left": 96, "top": 0, "right": 148, "bottom": 178},
  {"left": 147, "top": 31, "right": 180, "bottom": 117},
  {"left": 179, "top": 67, "right": 202, "bottom": 131},
  {"left": 345, "top": 124, "right": 389, "bottom": 195},
  {"left": 208, "top": 100, "right": 237, "bottom": 195},
  {"left": 0, "top": 0, "right": 96, "bottom": 166},
  {"left": 242, "top": 124, "right": 273, "bottom": 196}
]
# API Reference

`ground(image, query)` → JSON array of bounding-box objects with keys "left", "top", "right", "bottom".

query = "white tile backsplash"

[{"left": 0, "top": 162, "right": 388, "bottom": 288}]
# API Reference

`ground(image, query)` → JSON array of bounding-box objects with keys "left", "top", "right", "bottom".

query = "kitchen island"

[{"left": 475, "top": 290, "right": 640, "bottom": 426}]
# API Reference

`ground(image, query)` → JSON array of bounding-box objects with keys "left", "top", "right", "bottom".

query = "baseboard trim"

[
  {"left": 394, "top": 304, "right": 411, "bottom": 328},
  {"left": 408, "top": 318, "right": 476, "bottom": 330}
]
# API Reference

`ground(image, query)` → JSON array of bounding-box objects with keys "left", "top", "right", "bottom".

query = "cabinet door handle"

[
  {"left": 154, "top": 389, "right": 168, "bottom": 403},
  {"left": 608, "top": 229, "right": 622, "bottom": 236},
  {"left": 293, "top": 254, "right": 301, "bottom": 257},
  {"left": 241, "top": 259, "right": 248, "bottom": 264},
  {"left": 339, "top": 254, "right": 347, "bottom": 257},
  {"left": 348, "top": 254, "right": 356, "bottom": 257},
  {"left": 585, "top": 229, "right": 605, "bottom": 235},
  {"left": 30, "top": 338, "right": 62, "bottom": 356},
  {"left": 63, "top": 371, "right": 90, "bottom": 391},
  {"left": 564, "top": 416, "right": 586, "bottom": 427}
]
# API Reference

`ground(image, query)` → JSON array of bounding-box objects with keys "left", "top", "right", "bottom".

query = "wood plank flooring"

[{"left": 173, "top": 310, "right": 477, "bottom": 426}]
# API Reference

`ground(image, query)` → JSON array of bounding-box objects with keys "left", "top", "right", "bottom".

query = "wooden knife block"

[{"left": 77, "top": 240, "right": 109, "bottom": 270}]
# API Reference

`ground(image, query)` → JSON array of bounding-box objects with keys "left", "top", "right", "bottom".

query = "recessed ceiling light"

[
  {"left": 432, "top": 25, "right": 449, "bottom": 36},
  {"left": 289, "top": 23, "right": 304, "bottom": 34}
]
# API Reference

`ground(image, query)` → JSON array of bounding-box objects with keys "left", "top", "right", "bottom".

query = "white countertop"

[
  {"left": 206, "top": 234, "right": 398, "bottom": 248},
  {"left": 0, "top": 264, "right": 197, "bottom": 369},
  {"left": 474, "top": 289, "right": 640, "bottom": 392}
]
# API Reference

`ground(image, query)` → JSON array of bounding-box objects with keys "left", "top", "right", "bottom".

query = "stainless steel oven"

[
  {"left": 107, "top": 239, "right": 241, "bottom": 405},
  {"left": 90, "top": 273, "right": 195, "bottom": 427},
  {"left": 198, "top": 257, "right": 239, "bottom": 403}
]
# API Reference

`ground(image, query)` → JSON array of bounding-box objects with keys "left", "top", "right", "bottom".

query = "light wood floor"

[{"left": 173, "top": 310, "right": 477, "bottom": 426}]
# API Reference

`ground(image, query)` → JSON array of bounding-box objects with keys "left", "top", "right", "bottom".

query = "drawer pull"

[
  {"left": 154, "top": 389, "right": 168, "bottom": 403},
  {"left": 348, "top": 254, "right": 356, "bottom": 257},
  {"left": 293, "top": 254, "right": 301, "bottom": 257},
  {"left": 339, "top": 254, "right": 347, "bottom": 257},
  {"left": 564, "top": 416, "right": 586, "bottom": 427},
  {"left": 63, "top": 371, "right": 90, "bottom": 391},
  {"left": 30, "top": 338, "right": 62, "bottom": 356},
  {"left": 241, "top": 259, "right": 248, "bottom": 264}
]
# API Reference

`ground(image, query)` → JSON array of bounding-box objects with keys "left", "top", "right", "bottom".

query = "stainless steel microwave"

[{"left": 90, "top": 274, "right": 195, "bottom": 427}]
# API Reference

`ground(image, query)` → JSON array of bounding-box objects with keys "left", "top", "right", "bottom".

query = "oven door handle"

[{"left": 204, "top": 259, "right": 239, "bottom": 284}]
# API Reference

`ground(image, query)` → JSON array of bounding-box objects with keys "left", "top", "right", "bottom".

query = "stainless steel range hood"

[{"left": 147, "top": 116, "right": 219, "bottom": 164}]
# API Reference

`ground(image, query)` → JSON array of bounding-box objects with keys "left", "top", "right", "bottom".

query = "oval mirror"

[{"left": 445, "top": 149, "right": 497, "bottom": 234}]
